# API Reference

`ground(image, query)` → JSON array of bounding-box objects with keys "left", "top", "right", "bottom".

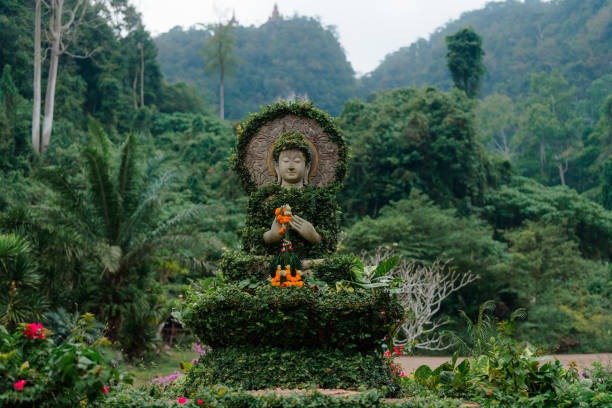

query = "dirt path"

[{"left": 395, "top": 353, "right": 612, "bottom": 373}]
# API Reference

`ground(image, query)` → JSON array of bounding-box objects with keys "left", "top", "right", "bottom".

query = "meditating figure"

[{"left": 263, "top": 132, "right": 321, "bottom": 246}]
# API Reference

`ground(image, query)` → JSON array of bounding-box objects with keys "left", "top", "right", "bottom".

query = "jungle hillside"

[{"left": 0, "top": 0, "right": 610, "bottom": 367}]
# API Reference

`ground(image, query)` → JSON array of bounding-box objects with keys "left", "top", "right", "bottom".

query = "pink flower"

[
  {"left": 178, "top": 396, "right": 187, "bottom": 404},
  {"left": 384, "top": 350, "right": 391, "bottom": 357},
  {"left": 14, "top": 379, "right": 27, "bottom": 391},
  {"left": 399, "top": 371, "right": 406, "bottom": 377},
  {"left": 197, "top": 399, "right": 204, "bottom": 405},
  {"left": 24, "top": 323, "right": 45, "bottom": 339},
  {"left": 101, "top": 385, "right": 110, "bottom": 395}
]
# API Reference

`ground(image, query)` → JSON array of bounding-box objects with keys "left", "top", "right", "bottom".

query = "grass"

[{"left": 126, "top": 347, "right": 198, "bottom": 385}]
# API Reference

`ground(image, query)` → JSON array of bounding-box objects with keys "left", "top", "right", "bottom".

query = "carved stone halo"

[{"left": 244, "top": 114, "right": 339, "bottom": 188}]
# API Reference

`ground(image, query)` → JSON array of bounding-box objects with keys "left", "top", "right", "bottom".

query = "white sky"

[{"left": 132, "top": 0, "right": 495, "bottom": 75}]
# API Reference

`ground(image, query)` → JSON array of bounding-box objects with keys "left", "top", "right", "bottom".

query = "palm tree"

[
  {"left": 0, "top": 233, "right": 47, "bottom": 328},
  {"left": 39, "top": 122, "right": 201, "bottom": 357},
  {"left": 202, "top": 21, "right": 236, "bottom": 120}
]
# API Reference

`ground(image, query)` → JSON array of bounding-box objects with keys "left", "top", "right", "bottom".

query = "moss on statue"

[{"left": 242, "top": 184, "right": 340, "bottom": 259}]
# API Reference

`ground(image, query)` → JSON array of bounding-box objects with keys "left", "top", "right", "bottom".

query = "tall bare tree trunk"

[
  {"left": 33, "top": 0, "right": 87, "bottom": 154},
  {"left": 40, "top": 0, "right": 66, "bottom": 153},
  {"left": 31, "top": 0, "right": 42, "bottom": 153},
  {"left": 139, "top": 42, "right": 145, "bottom": 108},
  {"left": 132, "top": 74, "right": 138, "bottom": 109},
  {"left": 539, "top": 141, "right": 546, "bottom": 176},
  {"left": 558, "top": 161, "right": 568, "bottom": 186},
  {"left": 219, "top": 76, "right": 224, "bottom": 120}
]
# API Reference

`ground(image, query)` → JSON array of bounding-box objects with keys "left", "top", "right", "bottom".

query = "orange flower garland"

[
  {"left": 271, "top": 264, "right": 304, "bottom": 287},
  {"left": 275, "top": 205, "right": 292, "bottom": 235}
]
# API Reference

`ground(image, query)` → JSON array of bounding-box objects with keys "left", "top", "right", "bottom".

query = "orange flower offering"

[
  {"left": 275, "top": 204, "right": 292, "bottom": 234},
  {"left": 271, "top": 264, "right": 304, "bottom": 287}
]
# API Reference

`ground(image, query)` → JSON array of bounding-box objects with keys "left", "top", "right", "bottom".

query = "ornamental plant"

[{"left": 0, "top": 316, "right": 123, "bottom": 407}]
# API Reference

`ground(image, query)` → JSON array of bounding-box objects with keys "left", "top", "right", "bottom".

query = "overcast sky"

[{"left": 132, "top": 0, "right": 495, "bottom": 75}]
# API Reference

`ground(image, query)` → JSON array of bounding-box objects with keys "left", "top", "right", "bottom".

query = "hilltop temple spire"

[
  {"left": 229, "top": 9, "right": 238, "bottom": 26},
  {"left": 268, "top": 3, "right": 280, "bottom": 22}
]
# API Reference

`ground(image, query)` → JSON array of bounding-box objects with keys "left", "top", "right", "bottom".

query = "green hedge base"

[
  {"left": 182, "top": 284, "right": 402, "bottom": 351},
  {"left": 94, "top": 383, "right": 471, "bottom": 407},
  {"left": 182, "top": 346, "right": 400, "bottom": 397}
]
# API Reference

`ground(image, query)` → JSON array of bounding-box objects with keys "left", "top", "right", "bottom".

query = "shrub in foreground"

[{"left": 0, "top": 316, "right": 123, "bottom": 407}]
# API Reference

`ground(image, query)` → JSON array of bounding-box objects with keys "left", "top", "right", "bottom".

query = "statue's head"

[{"left": 272, "top": 131, "right": 312, "bottom": 188}]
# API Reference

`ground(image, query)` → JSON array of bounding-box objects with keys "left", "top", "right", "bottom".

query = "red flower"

[
  {"left": 197, "top": 399, "right": 204, "bottom": 405},
  {"left": 101, "top": 385, "right": 110, "bottom": 395},
  {"left": 178, "top": 396, "right": 187, "bottom": 404},
  {"left": 24, "top": 323, "right": 45, "bottom": 339},
  {"left": 14, "top": 379, "right": 27, "bottom": 391}
]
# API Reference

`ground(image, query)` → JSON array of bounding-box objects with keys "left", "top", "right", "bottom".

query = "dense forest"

[
  {"left": 0, "top": 0, "right": 610, "bottom": 366},
  {"left": 155, "top": 15, "right": 356, "bottom": 118}
]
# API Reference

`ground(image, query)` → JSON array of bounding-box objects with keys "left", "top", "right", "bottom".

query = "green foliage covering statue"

[{"left": 181, "top": 100, "right": 403, "bottom": 394}]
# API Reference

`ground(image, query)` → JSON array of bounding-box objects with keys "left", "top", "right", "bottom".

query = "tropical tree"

[
  {"left": 38, "top": 123, "right": 202, "bottom": 358},
  {"left": 445, "top": 26, "right": 486, "bottom": 99},
  {"left": 0, "top": 233, "right": 46, "bottom": 328},
  {"left": 338, "top": 87, "right": 492, "bottom": 217},
  {"left": 476, "top": 93, "right": 517, "bottom": 159},
  {"left": 503, "top": 221, "right": 611, "bottom": 352},
  {"left": 513, "top": 71, "right": 584, "bottom": 186},
  {"left": 32, "top": 0, "right": 91, "bottom": 154},
  {"left": 202, "top": 21, "right": 236, "bottom": 120}
]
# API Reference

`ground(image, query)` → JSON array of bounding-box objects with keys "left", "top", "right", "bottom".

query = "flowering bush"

[
  {"left": 0, "top": 316, "right": 122, "bottom": 407},
  {"left": 23, "top": 322, "right": 46, "bottom": 339}
]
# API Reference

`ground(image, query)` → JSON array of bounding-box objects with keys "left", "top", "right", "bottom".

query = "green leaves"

[
  {"left": 338, "top": 87, "right": 490, "bottom": 216},
  {"left": 35, "top": 126, "right": 204, "bottom": 358},
  {"left": 445, "top": 26, "right": 486, "bottom": 99},
  {"left": 182, "top": 282, "right": 402, "bottom": 352},
  {"left": 0, "top": 233, "right": 45, "bottom": 328},
  {"left": 0, "top": 318, "right": 121, "bottom": 407},
  {"left": 351, "top": 255, "right": 401, "bottom": 290}
]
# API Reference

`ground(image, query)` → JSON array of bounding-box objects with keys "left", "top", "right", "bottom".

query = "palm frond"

[
  {"left": 147, "top": 204, "right": 203, "bottom": 242},
  {"left": 0, "top": 233, "right": 40, "bottom": 288},
  {"left": 119, "top": 171, "right": 176, "bottom": 245},
  {"left": 118, "top": 133, "right": 142, "bottom": 220},
  {"left": 83, "top": 145, "right": 120, "bottom": 243},
  {"left": 88, "top": 119, "right": 111, "bottom": 157},
  {"left": 94, "top": 242, "right": 123, "bottom": 276}
]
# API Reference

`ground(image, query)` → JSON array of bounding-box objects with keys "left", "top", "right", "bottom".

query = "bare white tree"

[
  {"left": 393, "top": 259, "right": 479, "bottom": 351},
  {"left": 32, "top": 0, "right": 42, "bottom": 153},
  {"left": 360, "top": 248, "right": 479, "bottom": 352},
  {"left": 32, "top": 0, "right": 89, "bottom": 154}
]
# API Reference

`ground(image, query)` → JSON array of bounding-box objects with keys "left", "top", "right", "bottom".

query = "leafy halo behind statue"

[
  {"left": 232, "top": 100, "right": 347, "bottom": 264},
  {"left": 233, "top": 100, "right": 346, "bottom": 192}
]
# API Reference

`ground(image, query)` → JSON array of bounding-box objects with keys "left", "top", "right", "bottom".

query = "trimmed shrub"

[
  {"left": 181, "top": 283, "right": 402, "bottom": 352},
  {"left": 182, "top": 346, "right": 399, "bottom": 395},
  {"left": 310, "top": 254, "right": 356, "bottom": 284},
  {"left": 218, "top": 250, "right": 271, "bottom": 282}
]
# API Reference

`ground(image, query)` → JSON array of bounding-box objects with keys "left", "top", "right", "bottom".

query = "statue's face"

[{"left": 277, "top": 149, "right": 308, "bottom": 187}]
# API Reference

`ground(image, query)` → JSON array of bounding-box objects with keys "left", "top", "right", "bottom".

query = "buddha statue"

[
  {"left": 263, "top": 132, "right": 321, "bottom": 247},
  {"left": 241, "top": 130, "right": 338, "bottom": 261}
]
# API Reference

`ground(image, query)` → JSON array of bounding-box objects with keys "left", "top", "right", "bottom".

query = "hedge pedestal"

[{"left": 182, "top": 101, "right": 403, "bottom": 394}]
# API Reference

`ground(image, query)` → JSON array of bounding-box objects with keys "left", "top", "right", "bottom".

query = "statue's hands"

[
  {"left": 289, "top": 215, "right": 321, "bottom": 244},
  {"left": 263, "top": 218, "right": 284, "bottom": 244}
]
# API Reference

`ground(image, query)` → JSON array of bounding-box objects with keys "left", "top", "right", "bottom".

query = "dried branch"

[
  {"left": 360, "top": 249, "right": 479, "bottom": 352},
  {"left": 393, "top": 259, "right": 479, "bottom": 351}
]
